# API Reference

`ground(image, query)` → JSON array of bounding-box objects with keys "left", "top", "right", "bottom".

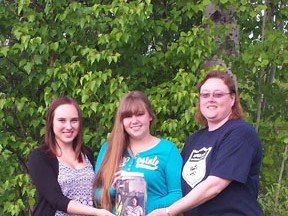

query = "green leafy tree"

[{"left": 0, "top": 0, "right": 287, "bottom": 215}]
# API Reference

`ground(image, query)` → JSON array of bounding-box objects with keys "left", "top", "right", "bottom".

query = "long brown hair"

[
  {"left": 93, "top": 90, "right": 156, "bottom": 210},
  {"left": 44, "top": 96, "right": 84, "bottom": 162},
  {"left": 195, "top": 70, "right": 245, "bottom": 126}
]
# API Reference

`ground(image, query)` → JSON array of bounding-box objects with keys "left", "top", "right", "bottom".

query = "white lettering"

[{"left": 136, "top": 156, "right": 159, "bottom": 170}]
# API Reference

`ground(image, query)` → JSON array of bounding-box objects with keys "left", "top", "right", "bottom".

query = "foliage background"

[{"left": 0, "top": 0, "right": 287, "bottom": 215}]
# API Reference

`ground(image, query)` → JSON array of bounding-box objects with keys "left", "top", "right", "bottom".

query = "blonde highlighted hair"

[{"left": 93, "top": 90, "right": 155, "bottom": 210}]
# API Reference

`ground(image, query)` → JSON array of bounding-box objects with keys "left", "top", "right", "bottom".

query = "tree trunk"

[{"left": 203, "top": 3, "right": 239, "bottom": 73}]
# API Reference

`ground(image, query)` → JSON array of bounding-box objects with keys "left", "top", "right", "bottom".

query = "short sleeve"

[{"left": 210, "top": 124, "right": 261, "bottom": 183}]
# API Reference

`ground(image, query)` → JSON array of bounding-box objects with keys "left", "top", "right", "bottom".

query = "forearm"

[
  {"left": 151, "top": 191, "right": 182, "bottom": 209},
  {"left": 67, "top": 200, "right": 99, "bottom": 215},
  {"left": 168, "top": 188, "right": 212, "bottom": 215},
  {"left": 68, "top": 200, "right": 114, "bottom": 216},
  {"left": 169, "top": 176, "right": 231, "bottom": 215},
  {"left": 28, "top": 149, "right": 70, "bottom": 211}
]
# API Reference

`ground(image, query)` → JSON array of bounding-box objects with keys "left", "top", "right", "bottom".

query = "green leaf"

[
  {"left": 50, "top": 42, "right": 59, "bottom": 51},
  {"left": 0, "top": 46, "right": 9, "bottom": 57},
  {"left": 23, "top": 62, "right": 33, "bottom": 74},
  {"left": 220, "top": 0, "right": 229, "bottom": 4}
]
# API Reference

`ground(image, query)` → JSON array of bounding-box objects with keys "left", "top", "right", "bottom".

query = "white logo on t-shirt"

[
  {"left": 120, "top": 156, "right": 159, "bottom": 170},
  {"left": 182, "top": 147, "right": 212, "bottom": 188},
  {"left": 136, "top": 156, "right": 159, "bottom": 170}
]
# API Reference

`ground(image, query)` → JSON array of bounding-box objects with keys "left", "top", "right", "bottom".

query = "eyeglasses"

[{"left": 199, "top": 92, "right": 231, "bottom": 98}]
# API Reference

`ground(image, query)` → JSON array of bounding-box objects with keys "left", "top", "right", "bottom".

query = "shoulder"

[
  {"left": 158, "top": 138, "right": 181, "bottom": 155},
  {"left": 83, "top": 145, "right": 94, "bottom": 157},
  {"left": 159, "top": 138, "right": 175, "bottom": 145},
  {"left": 185, "top": 127, "right": 208, "bottom": 142},
  {"left": 83, "top": 145, "right": 95, "bottom": 166},
  {"left": 98, "top": 141, "right": 108, "bottom": 155},
  {"left": 225, "top": 120, "right": 259, "bottom": 136},
  {"left": 28, "top": 145, "right": 58, "bottom": 172},
  {"left": 158, "top": 138, "right": 178, "bottom": 149},
  {"left": 95, "top": 141, "right": 108, "bottom": 169},
  {"left": 227, "top": 119, "right": 252, "bottom": 127},
  {"left": 29, "top": 145, "right": 54, "bottom": 161},
  {"left": 222, "top": 120, "right": 262, "bottom": 151},
  {"left": 100, "top": 141, "right": 108, "bottom": 150}
]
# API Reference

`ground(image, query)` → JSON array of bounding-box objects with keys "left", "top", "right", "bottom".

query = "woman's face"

[
  {"left": 131, "top": 197, "right": 137, "bottom": 206},
  {"left": 123, "top": 108, "right": 152, "bottom": 141},
  {"left": 199, "top": 78, "right": 235, "bottom": 130},
  {"left": 53, "top": 104, "right": 80, "bottom": 146}
]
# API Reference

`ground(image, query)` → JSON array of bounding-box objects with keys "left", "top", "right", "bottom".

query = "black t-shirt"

[{"left": 181, "top": 120, "right": 263, "bottom": 216}]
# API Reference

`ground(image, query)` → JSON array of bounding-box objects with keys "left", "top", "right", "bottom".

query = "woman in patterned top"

[{"left": 28, "top": 96, "right": 114, "bottom": 216}]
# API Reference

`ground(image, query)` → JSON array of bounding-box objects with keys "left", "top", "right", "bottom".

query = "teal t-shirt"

[{"left": 95, "top": 138, "right": 183, "bottom": 213}]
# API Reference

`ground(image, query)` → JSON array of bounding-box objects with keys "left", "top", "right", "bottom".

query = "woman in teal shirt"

[{"left": 93, "top": 91, "right": 182, "bottom": 214}]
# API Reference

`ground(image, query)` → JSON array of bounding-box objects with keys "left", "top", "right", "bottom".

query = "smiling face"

[
  {"left": 122, "top": 106, "right": 152, "bottom": 141},
  {"left": 199, "top": 78, "right": 235, "bottom": 130},
  {"left": 53, "top": 104, "right": 80, "bottom": 146}
]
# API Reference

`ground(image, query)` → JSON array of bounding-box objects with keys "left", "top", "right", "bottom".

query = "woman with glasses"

[{"left": 148, "top": 71, "right": 263, "bottom": 216}]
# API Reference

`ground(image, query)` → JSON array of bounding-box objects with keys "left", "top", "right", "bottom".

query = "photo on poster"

[{"left": 116, "top": 172, "right": 146, "bottom": 216}]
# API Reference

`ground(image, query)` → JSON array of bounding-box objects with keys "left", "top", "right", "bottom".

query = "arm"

[
  {"left": 67, "top": 200, "right": 114, "bottom": 216},
  {"left": 94, "top": 143, "right": 116, "bottom": 202},
  {"left": 94, "top": 142, "right": 106, "bottom": 202},
  {"left": 28, "top": 148, "right": 70, "bottom": 211},
  {"left": 168, "top": 176, "right": 231, "bottom": 215},
  {"left": 148, "top": 122, "right": 260, "bottom": 216},
  {"left": 95, "top": 142, "right": 108, "bottom": 173},
  {"left": 28, "top": 148, "right": 114, "bottom": 216},
  {"left": 148, "top": 176, "right": 231, "bottom": 216},
  {"left": 150, "top": 144, "right": 183, "bottom": 208}
]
